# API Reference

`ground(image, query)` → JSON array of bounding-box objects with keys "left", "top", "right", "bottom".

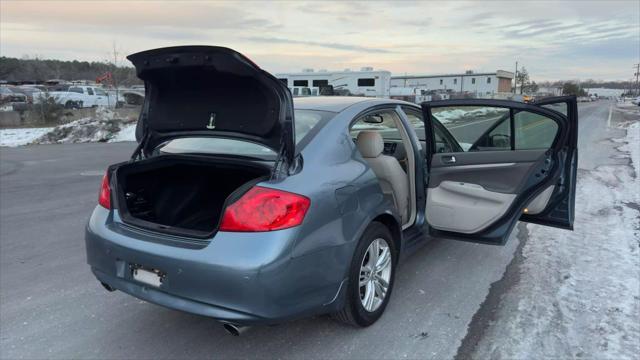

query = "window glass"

[
  {"left": 351, "top": 111, "right": 399, "bottom": 139},
  {"left": 357, "top": 78, "right": 375, "bottom": 87},
  {"left": 471, "top": 78, "right": 476, "bottom": 84},
  {"left": 158, "top": 110, "right": 333, "bottom": 157},
  {"left": 439, "top": 79, "right": 443, "bottom": 85},
  {"left": 95, "top": 89, "right": 107, "bottom": 96},
  {"left": 471, "top": 117, "right": 511, "bottom": 151},
  {"left": 487, "top": 77, "right": 491, "bottom": 84},
  {"left": 292, "top": 88, "right": 299, "bottom": 96},
  {"left": 540, "top": 102, "right": 567, "bottom": 116},
  {"left": 431, "top": 106, "right": 510, "bottom": 151},
  {"left": 401, "top": 107, "right": 457, "bottom": 153},
  {"left": 514, "top": 111, "right": 558, "bottom": 149},
  {"left": 293, "top": 80, "right": 308, "bottom": 87},
  {"left": 86, "top": 88, "right": 94, "bottom": 95},
  {"left": 453, "top": 79, "right": 457, "bottom": 85},
  {"left": 68, "top": 87, "right": 83, "bottom": 94},
  {"left": 312, "top": 79, "right": 328, "bottom": 87}
]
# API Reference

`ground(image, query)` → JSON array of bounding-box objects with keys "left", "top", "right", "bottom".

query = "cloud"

[
  {"left": 1, "top": 0, "right": 638, "bottom": 80},
  {"left": 244, "top": 36, "right": 394, "bottom": 53}
]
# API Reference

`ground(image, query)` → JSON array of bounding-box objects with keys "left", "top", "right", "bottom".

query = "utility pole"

[
  {"left": 633, "top": 63, "right": 639, "bottom": 96},
  {"left": 514, "top": 61, "right": 518, "bottom": 94}
]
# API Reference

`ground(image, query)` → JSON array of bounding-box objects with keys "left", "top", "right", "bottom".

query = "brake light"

[
  {"left": 98, "top": 172, "right": 111, "bottom": 209},
  {"left": 219, "top": 186, "right": 310, "bottom": 232}
]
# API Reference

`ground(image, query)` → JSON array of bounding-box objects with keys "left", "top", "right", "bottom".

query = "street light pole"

[{"left": 633, "top": 63, "right": 639, "bottom": 96}]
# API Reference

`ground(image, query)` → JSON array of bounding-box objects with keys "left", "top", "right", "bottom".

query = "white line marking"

[{"left": 607, "top": 105, "right": 612, "bottom": 127}]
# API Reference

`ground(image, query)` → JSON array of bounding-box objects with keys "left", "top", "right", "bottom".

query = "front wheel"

[{"left": 333, "top": 221, "right": 397, "bottom": 327}]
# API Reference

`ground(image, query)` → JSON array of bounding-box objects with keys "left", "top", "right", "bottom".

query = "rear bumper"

[{"left": 85, "top": 206, "right": 348, "bottom": 325}]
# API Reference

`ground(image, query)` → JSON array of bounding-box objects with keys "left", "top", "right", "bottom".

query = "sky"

[{"left": 1, "top": 0, "right": 638, "bottom": 81}]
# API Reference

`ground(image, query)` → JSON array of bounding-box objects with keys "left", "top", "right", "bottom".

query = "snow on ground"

[
  {"left": 0, "top": 127, "right": 54, "bottom": 147},
  {"left": 434, "top": 107, "right": 505, "bottom": 123},
  {"left": 471, "top": 121, "right": 640, "bottom": 359},
  {"left": 109, "top": 123, "right": 136, "bottom": 142},
  {"left": 0, "top": 107, "right": 138, "bottom": 146}
]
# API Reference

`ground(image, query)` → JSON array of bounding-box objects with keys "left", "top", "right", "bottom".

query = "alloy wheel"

[{"left": 359, "top": 238, "right": 392, "bottom": 312}]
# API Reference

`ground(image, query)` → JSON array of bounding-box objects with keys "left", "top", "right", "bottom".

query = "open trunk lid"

[{"left": 127, "top": 46, "right": 295, "bottom": 165}]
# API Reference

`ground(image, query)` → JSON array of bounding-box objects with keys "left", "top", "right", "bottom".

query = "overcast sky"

[{"left": 1, "top": 1, "right": 638, "bottom": 81}]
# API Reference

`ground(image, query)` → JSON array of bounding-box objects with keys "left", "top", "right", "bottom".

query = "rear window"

[{"left": 158, "top": 109, "right": 334, "bottom": 158}]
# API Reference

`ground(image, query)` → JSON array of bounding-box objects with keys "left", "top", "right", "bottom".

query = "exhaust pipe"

[
  {"left": 222, "top": 323, "right": 250, "bottom": 336},
  {"left": 101, "top": 282, "right": 116, "bottom": 292}
]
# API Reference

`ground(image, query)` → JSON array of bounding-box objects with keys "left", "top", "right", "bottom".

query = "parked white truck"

[{"left": 44, "top": 86, "right": 116, "bottom": 108}]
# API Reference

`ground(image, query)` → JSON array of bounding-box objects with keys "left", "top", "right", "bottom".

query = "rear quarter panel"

[{"left": 261, "top": 109, "right": 401, "bottom": 280}]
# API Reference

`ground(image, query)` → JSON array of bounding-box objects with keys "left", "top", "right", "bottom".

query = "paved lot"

[{"left": 0, "top": 101, "right": 611, "bottom": 359}]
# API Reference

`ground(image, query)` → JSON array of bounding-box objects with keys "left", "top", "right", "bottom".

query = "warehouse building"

[{"left": 390, "top": 70, "right": 514, "bottom": 97}]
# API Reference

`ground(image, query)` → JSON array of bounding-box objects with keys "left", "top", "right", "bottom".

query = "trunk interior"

[{"left": 115, "top": 156, "right": 271, "bottom": 237}]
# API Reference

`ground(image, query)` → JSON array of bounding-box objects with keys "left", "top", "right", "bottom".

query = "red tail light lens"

[
  {"left": 219, "top": 186, "right": 310, "bottom": 232},
  {"left": 98, "top": 173, "right": 111, "bottom": 209}
]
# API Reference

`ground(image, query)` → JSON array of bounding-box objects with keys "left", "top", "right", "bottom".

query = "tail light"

[
  {"left": 98, "top": 172, "right": 111, "bottom": 209},
  {"left": 219, "top": 186, "right": 310, "bottom": 232}
]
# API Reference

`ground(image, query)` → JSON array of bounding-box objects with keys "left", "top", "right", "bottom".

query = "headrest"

[{"left": 357, "top": 131, "right": 384, "bottom": 158}]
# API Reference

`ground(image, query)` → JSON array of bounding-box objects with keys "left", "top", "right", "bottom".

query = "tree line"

[{"left": 0, "top": 56, "right": 141, "bottom": 86}]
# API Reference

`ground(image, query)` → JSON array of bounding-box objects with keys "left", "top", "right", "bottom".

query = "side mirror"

[{"left": 489, "top": 134, "right": 510, "bottom": 148}]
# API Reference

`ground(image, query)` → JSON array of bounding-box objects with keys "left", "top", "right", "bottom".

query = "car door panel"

[
  {"left": 421, "top": 97, "right": 577, "bottom": 245},
  {"left": 427, "top": 180, "right": 516, "bottom": 233},
  {"left": 429, "top": 150, "right": 547, "bottom": 193}
]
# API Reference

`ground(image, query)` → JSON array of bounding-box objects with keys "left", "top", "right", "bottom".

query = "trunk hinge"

[
  {"left": 130, "top": 117, "right": 149, "bottom": 162},
  {"left": 271, "top": 144, "right": 290, "bottom": 179}
]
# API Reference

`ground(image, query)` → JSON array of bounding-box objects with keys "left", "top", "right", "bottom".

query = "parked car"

[
  {"left": 16, "top": 86, "right": 46, "bottom": 104},
  {"left": 86, "top": 46, "right": 578, "bottom": 335},
  {"left": 46, "top": 85, "right": 114, "bottom": 108},
  {"left": 0, "top": 86, "right": 28, "bottom": 105}
]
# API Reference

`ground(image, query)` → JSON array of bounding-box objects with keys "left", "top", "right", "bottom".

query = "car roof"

[{"left": 294, "top": 96, "right": 417, "bottom": 113}]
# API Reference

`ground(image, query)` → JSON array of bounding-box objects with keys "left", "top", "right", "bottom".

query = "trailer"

[{"left": 275, "top": 68, "right": 391, "bottom": 98}]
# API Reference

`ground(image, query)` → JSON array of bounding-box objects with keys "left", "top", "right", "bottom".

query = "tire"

[
  {"left": 333, "top": 221, "right": 397, "bottom": 327},
  {"left": 64, "top": 101, "right": 74, "bottom": 109}
]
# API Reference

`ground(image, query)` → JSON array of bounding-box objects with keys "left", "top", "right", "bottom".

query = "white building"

[
  {"left": 390, "top": 70, "right": 514, "bottom": 97},
  {"left": 585, "top": 88, "right": 626, "bottom": 98},
  {"left": 275, "top": 68, "right": 391, "bottom": 98},
  {"left": 537, "top": 86, "right": 563, "bottom": 96}
]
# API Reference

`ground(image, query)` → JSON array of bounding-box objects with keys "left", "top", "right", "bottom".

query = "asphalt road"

[{"left": 0, "top": 101, "right": 610, "bottom": 359}]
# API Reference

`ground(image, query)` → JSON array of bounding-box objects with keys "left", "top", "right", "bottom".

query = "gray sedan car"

[{"left": 86, "top": 46, "right": 578, "bottom": 335}]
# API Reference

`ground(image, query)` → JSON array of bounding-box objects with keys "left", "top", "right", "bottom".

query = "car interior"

[
  {"left": 352, "top": 105, "right": 565, "bottom": 239},
  {"left": 423, "top": 105, "right": 563, "bottom": 236},
  {"left": 351, "top": 110, "right": 416, "bottom": 227}
]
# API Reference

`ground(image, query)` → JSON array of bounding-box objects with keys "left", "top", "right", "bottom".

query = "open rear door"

[{"left": 421, "top": 97, "right": 578, "bottom": 245}]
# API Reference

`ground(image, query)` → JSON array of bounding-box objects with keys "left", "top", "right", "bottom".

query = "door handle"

[{"left": 441, "top": 155, "right": 456, "bottom": 164}]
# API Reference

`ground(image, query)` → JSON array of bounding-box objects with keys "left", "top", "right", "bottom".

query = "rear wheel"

[{"left": 333, "top": 221, "right": 396, "bottom": 327}]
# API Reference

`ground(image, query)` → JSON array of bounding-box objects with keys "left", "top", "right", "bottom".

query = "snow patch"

[
  {"left": 472, "top": 120, "right": 640, "bottom": 359},
  {"left": 434, "top": 107, "right": 506, "bottom": 124},
  {"left": 0, "top": 127, "right": 54, "bottom": 147},
  {"left": 109, "top": 123, "right": 136, "bottom": 142}
]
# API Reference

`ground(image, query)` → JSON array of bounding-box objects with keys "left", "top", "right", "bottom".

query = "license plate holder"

[{"left": 132, "top": 266, "right": 164, "bottom": 288}]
